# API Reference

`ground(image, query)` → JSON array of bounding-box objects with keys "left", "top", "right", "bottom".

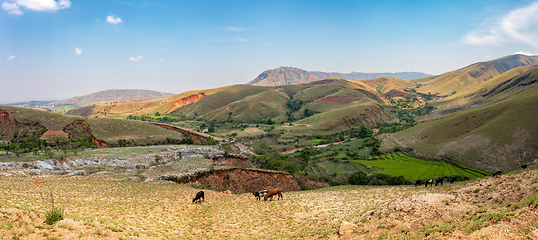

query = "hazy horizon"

[{"left": 2, "top": 0, "right": 538, "bottom": 103}]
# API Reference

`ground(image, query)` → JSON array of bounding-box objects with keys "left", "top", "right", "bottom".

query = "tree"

[
  {"left": 358, "top": 126, "right": 373, "bottom": 138},
  {"left": 304, "top": 108, "right": 314, "bottom": 118},
  {"left": 348, "top": 171, "right": 369, "bottom": 185}
]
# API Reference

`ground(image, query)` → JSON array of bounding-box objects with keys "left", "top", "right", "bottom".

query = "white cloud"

[
  {"left": 224, "top": 26, "right": 246, "bottom": 31},
  {"left": 129, "top": 56, "right": 143, "bottom": 62},
  {"left": 235, "top": 37, "right": 248, "bottom": 42},
  {"left": 514, "top": 51, "right": 537, "bottom": 56},
  {"left": 7, "top": 55, "right": 15, "bottom": 60},
  {"left": 75, "top": 47, "right": 82, "bottom": 55},
  {"left": 106, "top": 15, "right": 122, "bottom": 24},
  {"left": 160, "top": 58, "right": 164, "bottom": 61},
  {"left": 2, "top": 2, "right": 22, "bottom": 15},
  {"left": 1, "top": 0, "right": 71, "bottom": 14},
  {"left": 464, "top": 2, "right": 538, "bottom": 49}
]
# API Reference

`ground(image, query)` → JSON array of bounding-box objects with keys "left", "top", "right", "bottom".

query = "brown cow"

[{"left": 264, "top": 188, "right": 283, "bottom": 201}]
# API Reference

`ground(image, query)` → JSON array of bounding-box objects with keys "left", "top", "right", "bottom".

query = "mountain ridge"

[
  {"left": 247, "top": 66, "right": 431, "bottom": 86},
  {"left": 53, "top": 89, "right": 176, "bottom": 106}
]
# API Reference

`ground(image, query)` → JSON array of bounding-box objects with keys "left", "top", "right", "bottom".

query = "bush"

[
  {"left": 348, "top": 171, "right": 369, "bottom": 185},
  {"left": 45, "top": 208, "right": 64, "bottom": 225}
]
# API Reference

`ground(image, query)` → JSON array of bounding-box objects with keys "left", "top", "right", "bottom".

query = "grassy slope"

[
  {"left": 358, "top": 77, "right": 414, "bottom": 94},
  {"left": 202, "top": 89, "right": 289, "bottom": 122},
  {"left": 171, "top": 79, "right": 393, "bottom": 129},
  {"left": 414, "top": 54, "right": 538, "bottom": 95},
  {"left": 86, "top": 118, "right": 184, "bottom": 143},
  {"left": 381, "top": 79, "right": 538, "bottom": 172},
  {"left": 298, "top": 100, "right": 392, "bottom": 129},
  {"left": 432, "top": 65, "right": 538, "bottom": 111},
  {"left": 66, "top": 87, "right": 232, "bottom": 117},
  {"left": 1, "top": 168, "right": 537, "bottom": 239},
  {"left": 0, "top": 105, "right": 184, "bottom": 144},
  {"left": 171, "top": 85, "right": 271, "bottom": 118}
]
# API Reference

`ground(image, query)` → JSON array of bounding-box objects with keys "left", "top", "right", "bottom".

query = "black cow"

[
  {"left": 253, "top": 190, "right": 268, "bottom": 201},
  {"left": 435, "top": 178, "right": 444, "bottom": 186},
  {"left": 493, "top": 171, "right": 503, "bottom": 177},
  {"left": 192, "top": 191, "right": 204, "bottom": 204},
  {"left": 415, "top": 180, "right": 422, "bottom": 187},
  {"left": 425, "top": 179, "right": 434, "bottom": 187},
  {"left": 449, "top": 176, "right": 458, "bottom": 183}
]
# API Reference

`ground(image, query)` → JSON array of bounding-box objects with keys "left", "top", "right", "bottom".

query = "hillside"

[
  {"left": 414, "top": 54, "right": 538, "bottom": 95},
  {"left": 169, "top": 78, "right": 393, "bottom": 129},
  {"left": 53, "top": 89, "right": 175, "bottom": 106},
  {"left": 65, "top": 86, "right": 246, "bottom": 118},
  {"left": 380, "top": 67, "right": 538, "bottom": 172},
  {"left": 247, "top": 66, "right": 430, "bottom": 86},
  {"left": 66, "top": 79, "right": 393, "bottom": 131},
  {"left": 0, "top": 164, "right": 536, "bottom": 239},
  {"left": 0, "top": 105, "right": 185, "bottom": 147}
]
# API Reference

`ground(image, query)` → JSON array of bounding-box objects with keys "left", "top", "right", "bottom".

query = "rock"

[
  {"left": 339, "top": 221, "right": 356, "bottom": 236},
  {"left": 223, "top": 190, "right": 232, "bottom": 194}
]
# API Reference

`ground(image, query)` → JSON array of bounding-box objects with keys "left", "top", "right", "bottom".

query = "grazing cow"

[
  {"left": 425, "top": 179, "right": 434, "bottom": 187},
  {"left": 264, "top": 188, "right": 283, "bottom": 201},
  {"left": 435, "top": 178, "right": 444, "bottom": 186},
  {"left": 449, "top": 176, "right": 458, "bottom": 183},
  {"left": 192, "top": 191, "right": 204, "bottom": 204},
  {"left": 253, "top": 190, "right": 268, "bottom": 201},
  {"left": 414, "top": 180, "right": 422, "bottom": 187},
  {"left": 493, "top": 171, "right": 503, "bottom": 177}
]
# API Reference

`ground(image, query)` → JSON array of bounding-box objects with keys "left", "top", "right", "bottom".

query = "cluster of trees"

[
  {"left": 348, "top": 171, "right": 407, "bottom": 186},
  {"left": 0, "top": 133, "right": 96, "bottom": 157},
  {"left": 126, "top": 113, "right": 183, "bottom": 123},
  {"left": 285, "top": 99, "right": 316, "bottom": 122}
]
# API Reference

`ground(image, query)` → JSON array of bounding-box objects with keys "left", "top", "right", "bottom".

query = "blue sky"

[{"left": 1, "top": 0, "right": 538, "bottom": 103}]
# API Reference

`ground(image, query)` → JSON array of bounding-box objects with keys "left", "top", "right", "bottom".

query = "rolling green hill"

[
  {"left": 413, "top": 54, "right": 538, "bottom": 96},
  {"left": 380, "top": 67, "right": 538, "bottom": 172},
  {"left": 0, "top": 105, "right": 185, "bottom": 147},
  {"left": 59, "top": 54, "right": 538, "bottom": 175},
  {"left": 168, "top": 78, "right": 393, "bottom": 130}
]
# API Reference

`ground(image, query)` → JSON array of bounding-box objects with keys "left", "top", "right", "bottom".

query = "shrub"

[
  {"left": 348, "top": 171, "right": 369, "bottom": 185},
  {"left": 45, "top": 208, "right": 64, "bottom": 225},
  {"left": 44, "top": 192, "right": 64, "bottom": 225}
]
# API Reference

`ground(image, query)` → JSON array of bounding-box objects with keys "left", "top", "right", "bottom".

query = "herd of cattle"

[
  {"left": 415, "top": 175, "right": 470, "bottom": 187},
  {"left": 192, "top": 188, "right": 284, "bottom": 204},
  {"left": 192, "top": 173, "right": 505, "bottom": 203}
]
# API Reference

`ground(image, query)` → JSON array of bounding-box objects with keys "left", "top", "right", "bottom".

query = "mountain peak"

[{"left": 247, "top": 67, "right": 431, "bottom": 86}]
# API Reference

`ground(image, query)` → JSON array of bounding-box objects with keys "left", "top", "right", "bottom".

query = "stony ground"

[{"left": 0, "top": 167, "right": 537, "bottom": 239}]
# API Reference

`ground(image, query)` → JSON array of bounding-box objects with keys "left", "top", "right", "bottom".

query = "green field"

[
  {"left": 308, "top": 160, "right": 367, "bottom": 177},
  {"left": 357, "top": 152, "right": 490, "bottom": 180}
]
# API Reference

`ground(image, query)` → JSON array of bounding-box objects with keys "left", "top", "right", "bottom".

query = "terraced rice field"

[{"left": 357, "top": 152, "right": 490, "bottom": 180}]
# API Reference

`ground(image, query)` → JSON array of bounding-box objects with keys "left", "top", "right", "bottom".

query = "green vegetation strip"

[{"left": 356, "top": 152, "right": 489, "bottom": 180}]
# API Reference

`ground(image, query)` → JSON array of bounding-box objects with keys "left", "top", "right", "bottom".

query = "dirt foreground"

[{"left": 0, "top": 168, "right": 537, "bottom": 239}]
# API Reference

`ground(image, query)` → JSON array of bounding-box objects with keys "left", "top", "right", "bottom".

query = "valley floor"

[{"left": 0, "top": 168, "right": 537, "bottom": 239}]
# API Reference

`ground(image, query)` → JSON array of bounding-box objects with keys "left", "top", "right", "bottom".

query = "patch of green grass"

[
  {"left": 357, "top": 152, "right": 488, "bottom": 180},
  {"left": 0, "top": 221, "right": 13, "bottom": 229},
  {"left": 45, "top": 208, "right": 64, "bottom": 225}
]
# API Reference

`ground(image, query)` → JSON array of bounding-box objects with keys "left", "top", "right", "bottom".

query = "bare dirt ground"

[{"left": 0, "top": 167, "right": 537, "bottom": 239}]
